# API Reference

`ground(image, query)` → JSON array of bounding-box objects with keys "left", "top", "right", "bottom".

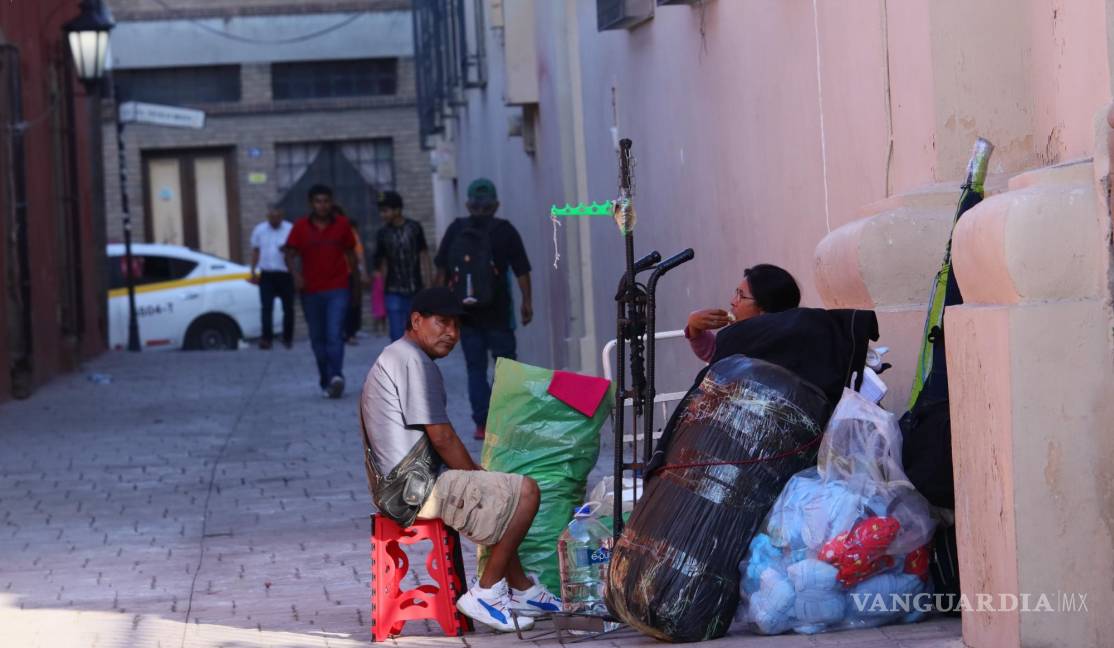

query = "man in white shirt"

[{"left": 250, "top": 205, "right": 294, "bottom": 349}]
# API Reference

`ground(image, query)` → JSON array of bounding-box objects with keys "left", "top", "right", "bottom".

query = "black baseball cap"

[
  {"left": 410, "top": 287, "right": 464, "bottom": 318},
  {"left": 377, "top": 190, "right": 403, "bottom": 209}
]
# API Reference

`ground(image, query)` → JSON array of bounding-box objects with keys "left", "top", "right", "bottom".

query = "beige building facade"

[{"left": 426, "top": 1, "right": 1114, "bottom": 645}]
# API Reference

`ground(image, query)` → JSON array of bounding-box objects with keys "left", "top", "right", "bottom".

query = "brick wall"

[
  {"left": 241, "top": 64, "right": 272, "bottom": 103},
  {"left": 102, "top": 57, "right": 432, "bottom": 266}
]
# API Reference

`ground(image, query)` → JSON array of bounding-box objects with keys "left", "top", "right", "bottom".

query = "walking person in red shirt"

[{"left": 284, "top": 184, "right": 358, "bottom": 398}]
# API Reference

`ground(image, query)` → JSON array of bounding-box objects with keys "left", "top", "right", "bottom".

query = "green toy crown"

[{"left": 550, "top": 201, "right": 613, "bottom": 217}]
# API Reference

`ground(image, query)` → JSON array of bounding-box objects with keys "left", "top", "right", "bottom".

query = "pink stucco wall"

[
  {"left": 573, "top": 0, "right": 1108, "bottom": 379},
  {"left": 446, "top": 0, "right": 1111, "bottom": 390}
]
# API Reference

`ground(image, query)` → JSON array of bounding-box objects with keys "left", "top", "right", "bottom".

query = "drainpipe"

[
  {"left": 4, "top": 45, "right": 34, "bottom": 397},
  {"left": 562, "top": 0, "right": 597, "bottom": 373}
]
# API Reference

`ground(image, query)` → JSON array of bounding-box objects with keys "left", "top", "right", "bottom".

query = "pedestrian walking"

[
  {"left": 372, "top": 190, "right": 430, "bottom": 341},
  {"left": 344, "top": 217, "right": 369, "bottom": 346},
  {"left": 434, "top": 179, "right": 532, "bottom": 440},
  {"left": 370, "top": 272, "right": 388, "bottom": 336},
  {"left": 284, "top": 184, "right": 358, "bottom": 399},
  {"left": 249, "top": 205, "right": 294, "bottom": 349}
]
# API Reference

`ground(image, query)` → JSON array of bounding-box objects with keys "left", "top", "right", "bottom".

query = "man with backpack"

[{"left": 434, "top": 179, "right": 532, "bottom": 440}]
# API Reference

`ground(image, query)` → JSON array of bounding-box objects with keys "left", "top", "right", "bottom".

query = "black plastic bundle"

[{"left": 606, "top": 356, "right": 833, "bottom": 642}]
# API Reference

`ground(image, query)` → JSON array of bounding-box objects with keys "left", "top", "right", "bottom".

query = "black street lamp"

[
  {"left": 65, "top": 1, "right": 142, "bottom": 352},
  {"left": 63, "top": 0, "right": 112, "bottom": 91}
]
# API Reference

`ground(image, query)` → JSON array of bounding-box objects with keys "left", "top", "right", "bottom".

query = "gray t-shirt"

[{"left": 361, "top": 337, "right": 450, "bottom": 476}]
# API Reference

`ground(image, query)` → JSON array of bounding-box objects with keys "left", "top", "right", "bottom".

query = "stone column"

[
  {"left": 945, "top": 108, "right": 1114, "bottom": 647},
  {"left": 814, "top": 185, "right": 960, "bottom": 409}
]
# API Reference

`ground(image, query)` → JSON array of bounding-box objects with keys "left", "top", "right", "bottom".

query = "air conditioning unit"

[
  {"left": 597, "top": 0, "right": 654, "bottom": 31},
  {"left": 504, "top": 0, "right": 538, "bottom": 105}
]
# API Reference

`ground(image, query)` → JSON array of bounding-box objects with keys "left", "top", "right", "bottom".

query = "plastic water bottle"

[{"left": 558, "top": 503, "right": 613, "bottom": 617}]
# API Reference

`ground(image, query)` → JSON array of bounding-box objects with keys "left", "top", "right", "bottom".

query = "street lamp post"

[
  {"left": 65, "top": 0, "right": 141, "bottom": 351},
  {"left": 110, "top": 77, "right": 141, "bottom": 351}
]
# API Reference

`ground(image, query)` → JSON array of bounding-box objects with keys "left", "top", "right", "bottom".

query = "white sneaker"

[
  {"left": 509, "top": 574, "right": 563, "bottom": 616},
  {"left": 456, "top": 578, "right": 535, "bottom": 632}
]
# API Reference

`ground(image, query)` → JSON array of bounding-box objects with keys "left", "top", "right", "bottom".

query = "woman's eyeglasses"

[{"left": 735, "top": 288, "right": 755, "bottom": 301}]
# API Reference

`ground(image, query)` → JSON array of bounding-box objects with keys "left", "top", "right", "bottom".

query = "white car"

[{"left": 106, "top": 243, "right": 280, "bottom": 351}]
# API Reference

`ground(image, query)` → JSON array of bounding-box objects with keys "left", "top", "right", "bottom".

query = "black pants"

[
  {"left": 259, "top": 271, "right": 294, "bottom": 344},
  {"left": 345, "top": 273, "right": 363, "bottom": 339}
]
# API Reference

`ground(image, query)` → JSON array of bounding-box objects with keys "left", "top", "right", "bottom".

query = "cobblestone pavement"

[{"left": 0, "top": 337, "right": 963, "bottom": 647}]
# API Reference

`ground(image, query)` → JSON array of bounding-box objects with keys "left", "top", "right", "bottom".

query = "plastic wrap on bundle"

[
  {"left": 613, "top": 194, "right": 636, "bottom": 235},
  {"left": 479, "top": 359, "right": 614, "bottom": 593},
  {"left": 606, "top": 357, "right": 832, "bottom": 643},
  {"left": 740, "top": 388, "right": 937, "bottom": 636}
]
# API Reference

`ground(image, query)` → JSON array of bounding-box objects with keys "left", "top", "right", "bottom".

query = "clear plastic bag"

[
  {"left": 586, "top": 475, "right": 641, "bottom": 519},
  {"left": 740, "top": 388, "right": 937, "bottom": 636}
]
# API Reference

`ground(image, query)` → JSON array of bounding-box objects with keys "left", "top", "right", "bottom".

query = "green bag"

[{"left": 479, "top": 358, "right": 614, "bottom": 592}]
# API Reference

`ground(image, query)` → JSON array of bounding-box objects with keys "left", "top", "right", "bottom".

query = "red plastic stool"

[{"left": 370, "top": 513, "right": 472, "bottom": 642}]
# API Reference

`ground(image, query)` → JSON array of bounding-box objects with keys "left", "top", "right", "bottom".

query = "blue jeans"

[
  {"left": 460, "top": 325, "right": 517, "bottom": 427},
  {"left": 301, "top": 288, "right": 350, "bottom": 388},
  {"left": 385, "top": 292, "right": 413, "bottom": 342}
]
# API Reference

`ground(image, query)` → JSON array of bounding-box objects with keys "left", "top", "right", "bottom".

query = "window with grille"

[
  {"left": 339, "top": 139, "right": 395, "bottom": 189},
  {"left": 275, "top": 139, "right": 394, "bottom": 194},
  {"left": 116, "top": 65, "right": 242, "bottom": 104},
  {"left": 271, "top": 58, "right": 398, "bottom": 100}
]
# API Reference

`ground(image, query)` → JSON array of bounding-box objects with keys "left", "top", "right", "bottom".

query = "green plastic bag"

[{"left": 479, "top": 358, "right": 614, "bottom": 592}]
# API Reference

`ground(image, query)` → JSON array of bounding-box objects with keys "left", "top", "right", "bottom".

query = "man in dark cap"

[
  {"left": 372, "top": 190, "right": 430, "bottom": 341},
  {"left": 360, "top": 288, "right": 560, "bottom": 632},
  {"left": 434, "top": 178, "right": 533, "bottom": 440}
]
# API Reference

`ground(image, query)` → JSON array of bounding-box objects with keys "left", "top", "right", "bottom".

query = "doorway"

[{"left": 141, "top": 148, "right": 241, "bottom": 261}]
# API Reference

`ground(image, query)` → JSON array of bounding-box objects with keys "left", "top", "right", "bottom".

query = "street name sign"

[{"left": 118, "top": 101, "right": 206, "bottom": 130}]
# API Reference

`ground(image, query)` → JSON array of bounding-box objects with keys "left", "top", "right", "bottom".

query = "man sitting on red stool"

[{"left": 359, "top": 287, "right": 561, "bottom": 632}]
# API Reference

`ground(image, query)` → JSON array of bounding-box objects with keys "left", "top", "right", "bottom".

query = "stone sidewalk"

[{"left": 0, "top": 337, "right": 963, "bottom": 647}]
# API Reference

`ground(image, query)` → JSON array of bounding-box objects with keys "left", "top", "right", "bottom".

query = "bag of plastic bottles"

[
  {"left": 605, "top": 357, "right": 833, "bottom": 642},
  {"left": 479, "top": 359, "right": 614, "bottom": 593},
  {"left": 740, "top": 388, "right": 937, "bottom": 636}
]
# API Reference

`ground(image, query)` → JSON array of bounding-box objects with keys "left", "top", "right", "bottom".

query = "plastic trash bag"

[
  {"left": 478, "top": 359, "right": 614, "bottom": 593},
  {"left": 587, "top": 475, "right": 642, "bottom": 519},
  {"left": 606, "top": 357, "right": 833, "bottom": 642},
  {"left": 740, "top": 388, "right": 937, "bottom": 636}
]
